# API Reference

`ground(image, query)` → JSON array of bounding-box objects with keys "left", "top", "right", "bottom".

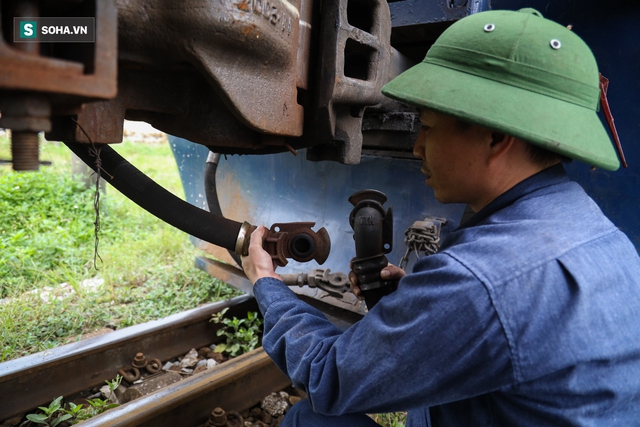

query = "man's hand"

[
  {"left": 348, "top": 263, "right": 406, "bottom": 300},
  {"left": 241, "top": 225, "right": 282, "bottom": 284}
]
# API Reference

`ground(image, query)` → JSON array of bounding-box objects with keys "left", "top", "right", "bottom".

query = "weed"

[
  {"left": 105, "top": 374, "right": 123, "bottom": 392},
  {"left": 25, "top": 396, "right": 72, "bottom": 426},
  {"left": 0, "top": 170, "right": 97, "bottom": 297},
  {"left": 61, "top": 402, "right": 84, "bottom": 420},
  {"left": 372, "top": 412, "right": 407, "bottom": 427},
  {"left": 210, "top": 308, "right": 263, "bottom": 357},
  {"left": 1, "top": 135, "right": 241, "bottom": 361},
  {"left": 79, "top": 398, "right": 119, "bottom": 419},
  {"left": 24, "top": 375, "right": 124, "bottom": 425}
]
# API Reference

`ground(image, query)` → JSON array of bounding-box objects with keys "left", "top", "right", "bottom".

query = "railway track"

[
  {"left": 0, "top": 292, "right": 359, "bottom": 426},
  {"left": 0, "top": 296, "right": 289, "bottom": 426}
]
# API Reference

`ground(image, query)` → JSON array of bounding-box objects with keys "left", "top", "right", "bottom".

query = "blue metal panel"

[
  {"left": 169, "top": 136, "right": 465, "bottom": 275},
  {"left": 389, "top": 0, "right": 490, "bottom": 27},
  {"left": 490, "top": 0, "right": 640, "bottom": 247}
]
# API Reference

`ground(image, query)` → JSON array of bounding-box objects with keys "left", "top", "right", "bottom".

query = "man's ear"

[
  {"left": 490, "top": 132, "right": 506, "bottom": 147},
  {"left": 487, "top": 133, "right": 517, "bottom": 165}
]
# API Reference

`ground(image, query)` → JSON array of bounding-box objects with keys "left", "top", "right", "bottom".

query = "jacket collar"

[{"left": 458, "top": 164, "right": 569, "bottom": 230}]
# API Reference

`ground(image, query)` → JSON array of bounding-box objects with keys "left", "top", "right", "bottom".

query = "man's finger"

[
  {"left": 348, "top": 270, "right": 357, "bottom": 285},
  {"left": 250, "top": 225, "right": 265, "bottom": 247}
]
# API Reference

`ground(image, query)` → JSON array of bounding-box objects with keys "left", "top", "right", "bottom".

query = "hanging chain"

[
  {"left": 71, "top": 118, "right": 107, "bottom": 270},
  {"left": 398, "top": 217, "right": 447, "bottom": 270}
]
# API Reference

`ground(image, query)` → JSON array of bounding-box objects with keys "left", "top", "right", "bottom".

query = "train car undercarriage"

[{"left": 0, "top": 0, "right": 638, "bottom": 423}]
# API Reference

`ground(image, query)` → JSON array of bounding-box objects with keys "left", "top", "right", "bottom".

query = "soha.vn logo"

[{"left": 19, "top": 21, "right": 37, "bottom": 38}]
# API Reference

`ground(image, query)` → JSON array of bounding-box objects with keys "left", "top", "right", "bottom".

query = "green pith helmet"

[{"left": 382, "top": 8, "right": 620, "bottom": 170}]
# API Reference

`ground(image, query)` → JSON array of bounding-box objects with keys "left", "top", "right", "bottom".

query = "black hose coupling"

[{"left": 349, "top": 189, "right": 395, "bottom": 309}]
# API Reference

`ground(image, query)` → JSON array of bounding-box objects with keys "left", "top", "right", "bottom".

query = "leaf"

[
  {"left": 213, "top": 343, "right": 227, "bottom": 353},
  {"left": 87, "top": 398, "right": 106, "bottom": 408},
  {"left": 65, "top": 402, "right": 84, "bottom": 415},
  {"left": 26, "top": 413, "right": 49, "bottom": 424},
  {"left": 52, "top": 413, "right": 73, "bottom": 427},
  {"left": 229, "top": 343, "right": 240, "bottom": 356}
]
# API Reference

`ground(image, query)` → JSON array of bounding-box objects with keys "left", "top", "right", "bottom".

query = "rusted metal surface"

[
  {"left": 281, "top": 268, "right": 350, "bottom": 298},
  {"left": 115, "top": 0, "right": 304, "bottom": 137},
  {"left": 194, "top": 256, "right": 366, "bottom": 317},
  {"left": 306, "top": 0, "right": 393, "bottom": 164},
  {"left": 2, "top": 0, "right": 413, "bottom": 164},
  {"left": 42, "top": 0, "right": 406, "bottom": 162},
  {"left": 118, "top": 365, "right": 142, "bottom": 384},
  {"left": 10, "top": 131, "right": 40, "bottom": 171},
  {"left": 0, "top": 295, "right": 257, "bottom": 421},
  {"left": 0, "top": 0, "right": 117, "bottom": 98},
  {"left": 257, "top": 222, "right": 331, "bottom": 267},
  {"left": 3, "top": 0, "right": 407, "bottom": 165},
  {"left": 0, "top": 0, "right": 117, "bottom": 169},
  {"left": 49, "top": 64, "right": 261, "bottom": 147},
  {"left": 48, "top": 0, "right": 309, "bottom": 150},
  {"left": 208, "top": 408, "right": 233, "bottom": 427},
  {"left": 203, "top": 407, "right": 244, "bottom": 427},
  {"left": 296, "top": 0, "right": 314, "bottom": 90},
  {"left": 76, "top": 348, "right": 290, "bottom": 427}
]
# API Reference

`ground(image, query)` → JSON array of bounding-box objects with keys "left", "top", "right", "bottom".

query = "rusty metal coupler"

[
  {"left": 349, "top": 190, "right": 395, "bottom": 309},
  {"left": 238, "top": 222, "right": 331, "bottom": 267}
]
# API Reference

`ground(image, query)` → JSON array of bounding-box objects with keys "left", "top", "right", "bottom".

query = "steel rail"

[
  {"left": 78, "top": 348, "right": 290, "bottom": 427},
  {"left": 0, "top": 295, "right": 257, "bottom": 421}
]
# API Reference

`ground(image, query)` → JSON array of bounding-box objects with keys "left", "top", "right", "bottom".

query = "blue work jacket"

[{"left": 254, "top": 165, "right": 640, "bottom": 426}]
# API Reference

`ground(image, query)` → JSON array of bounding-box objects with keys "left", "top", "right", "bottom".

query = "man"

[{"left": 242, "top": 8, "right": 640, "bottom": 426}]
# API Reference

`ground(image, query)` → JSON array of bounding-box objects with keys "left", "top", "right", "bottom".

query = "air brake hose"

[
  {"left": 63, "top": 140, "right": 248, "bottom": 254},
  {"left": 204, "top": 151, "right": 243, "bottom": 266}
]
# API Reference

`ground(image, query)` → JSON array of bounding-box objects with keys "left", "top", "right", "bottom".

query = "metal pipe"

[
  {"left": 204, "top": 151, "right": 243, "bottom": 266},
  {"left": 348, "top": 189, "right": 395, "bottom": 309}
]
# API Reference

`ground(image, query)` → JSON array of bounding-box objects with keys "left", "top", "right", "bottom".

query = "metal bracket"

[
  {"left": 281, "top": 268, "right": 350, "bottom": 298},
  {"left": 306, "top": 0, "right": 392, "bottom": 164}
]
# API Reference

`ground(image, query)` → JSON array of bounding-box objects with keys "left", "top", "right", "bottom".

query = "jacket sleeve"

[{"left": 253, "top": 253, "right": 516, "bottom": 415}]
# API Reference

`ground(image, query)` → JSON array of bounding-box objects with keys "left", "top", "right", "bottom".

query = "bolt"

[
  {"left": 11, "top": 131, "right": 40, "bottom": 171},
  {"left": 132, "top": 352, "right": 147, "bottom": 368},
  {"left": 209, "top": 407, "right": 226, "bottom": 426}
]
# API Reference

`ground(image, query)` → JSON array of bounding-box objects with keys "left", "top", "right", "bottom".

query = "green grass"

[
  {"left": 0, "top": 131, "right": 240, "bottom": 361},
  {"left": 372, "top": 413, "right": 407, "bottom": 427}
]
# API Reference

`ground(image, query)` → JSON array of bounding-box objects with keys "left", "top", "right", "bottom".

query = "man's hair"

[
  {"left": 453, "top": 118, "right": 570, "bottom": 167},
  {"left": 525, "top": 142, "right": 572, "bottom": 168},
  {"left": 454, "top": 119, "right": 473, "bottom": 134}
]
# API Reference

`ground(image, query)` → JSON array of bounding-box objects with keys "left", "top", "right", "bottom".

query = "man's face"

[{"left": 413, "top": 110, "right": 488, "bottom": 207}]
